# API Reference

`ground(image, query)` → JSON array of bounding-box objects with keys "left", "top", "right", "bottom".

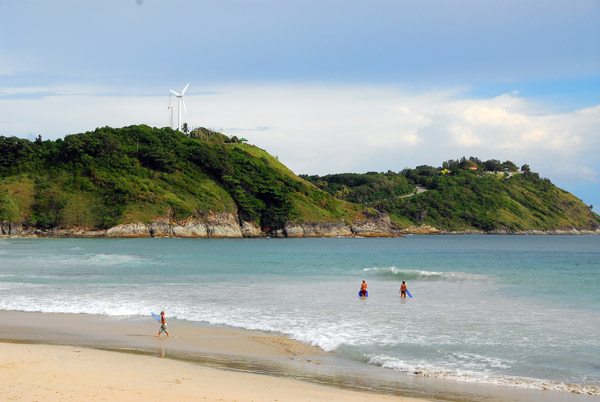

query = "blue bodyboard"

[
  {"left": 406, "top": 289, "right": 413, "bottom": 298},
  {"left": 151, "top": 312, "right": 161, "bottom": 322},
  {"left": 359, "top": 290, "right": 368, "bottom": 297}
]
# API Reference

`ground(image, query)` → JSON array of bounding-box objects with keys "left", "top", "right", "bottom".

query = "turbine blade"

[
  {"left": 170, "top": 89, "right": 180, "bottom": 96},
  {"left": 182, "top": 97, "right": 187, "bottom": 114},
  {"left": 181, "top": 83, "right": 189, "bottom": 95}
]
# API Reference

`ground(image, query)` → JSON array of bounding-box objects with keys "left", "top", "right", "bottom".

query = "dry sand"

[{"left": 0, "top": 342, "right": 427, "bottom": 402}]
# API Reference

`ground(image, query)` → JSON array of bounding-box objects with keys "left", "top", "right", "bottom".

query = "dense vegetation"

[
  {"left": 302, "top": 156, "right": 600, "bottom": 231},
  {"left": 0, "top": 126, "right": 362, "bottom": 231},
  {"left": 1, "top": 128, "right": 598, "bottom": 233}
]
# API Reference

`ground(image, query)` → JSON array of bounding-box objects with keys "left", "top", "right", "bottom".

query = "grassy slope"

[
  {"left": 396, "top": 173, "right": 599, "bottom": 231},
  {"left": 0, "top": 126, "right": 368, "bottom": 230},
  {"left": 238, "top": 145, "right": 366, "bottom": 224}
]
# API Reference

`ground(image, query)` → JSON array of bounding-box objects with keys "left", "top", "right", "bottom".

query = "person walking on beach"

[
  {"left": 157, "top": 311, "right": 170, "bottom": 337},
  {"left": 400, "top": 281, "right": 408, "bottom": 299},
  {"left": 360, "top": 280, "right": 368, "bottom": 298}
]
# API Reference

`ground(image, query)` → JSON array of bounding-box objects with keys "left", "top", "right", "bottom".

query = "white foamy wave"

[
  {"left": 367, "top": 354, "right": 600, "bottom": 395},
  {"left": 27, "top": 253, "right": 148, "bottom": 268},
  {"left": 0, "top": 282, "right": 47, "bottom": 290},
  {"left": 82, "top": 253, "right": 147, "bottom": 266},
  {"left": 169, "top": 305, "right": 352, "bottom": 353},
  {"left": 362, "top": 267, "right": 490, "bottom": 282}
]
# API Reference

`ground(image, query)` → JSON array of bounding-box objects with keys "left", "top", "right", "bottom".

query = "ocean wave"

[
  {"left": 362, "top": 267, "right": 490, "bottom": 282},
  {"left": 33, "top": 253, "right": 148, "bottom": 267},
  {"left": 367, "top": 354, "right": 600, "bottom": 395}
]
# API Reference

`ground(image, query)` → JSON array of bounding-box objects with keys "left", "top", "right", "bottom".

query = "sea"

[{"left": 1, "top": 235, "right": 599, "bottom": 397}]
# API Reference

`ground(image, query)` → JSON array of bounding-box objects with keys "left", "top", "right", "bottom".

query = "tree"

[
  {"left": 341, "top": 185, "right": 349, "bottom": 200},
  {"left": 483, "top": 159, "right": 501, "bottom": 172},
  {"left": 182, "top": 123, "right": 189, "bottom": 135},
  {"left": 521, "top": 164, "right": 531, "bottom": 172},
  {"left": 500, "top": 160, "right": 518, "bottom": 171}
]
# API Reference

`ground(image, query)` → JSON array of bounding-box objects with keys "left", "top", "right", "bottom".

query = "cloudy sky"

[{"left": 1, "top": 0, "right": 599, "bottom": 209}]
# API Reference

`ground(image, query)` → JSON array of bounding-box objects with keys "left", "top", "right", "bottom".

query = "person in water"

[
  {"left": 360, "top": 280, "right": 368, "bottom": 298},
  {"left": 400, "top": 281, "right": 408, "bottom": 299},
  {"left": 157, "top": 311, "right": 170, "bottom": 337}
]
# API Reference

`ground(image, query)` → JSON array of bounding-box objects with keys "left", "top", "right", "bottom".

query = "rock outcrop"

[
  {"left": 241, "top": 221, "right": 263, "bottom": 237},
  {"left": 171, "top": 221, "right": 208, "bottom": 238},
  {"left": 1, "top": 220, "right": 9, "bottom": 235},
  {"left": 401, "top": 225, "right": 442, "bottom": 235},
  {"left": 351, "top": 214, "right": 394, "bottom": 237},
  {"left": 149, "top": 221, "right": 171, "bottom": 237},
  {"left": 2, "top": 215, "right": 599, "bottom": 238},
  {"left": 106, "top": 223, "right": 151, "bottom": 238},
  {"left": 281, "top": 222, "right": 353, "bottom": 237},
  {"left": 204, "top": 212, "right": 243, "bottom": 238}
]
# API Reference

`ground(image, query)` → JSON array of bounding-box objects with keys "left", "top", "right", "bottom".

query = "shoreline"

[
  {"left": 1, "top": 221, "right": 599, "bottom": 238},
  {"left": 1, "top": 311, "right": 596, "bottom": 402},
  {"left": 1, "top": 229, "right": 599, "bottom": 239}
]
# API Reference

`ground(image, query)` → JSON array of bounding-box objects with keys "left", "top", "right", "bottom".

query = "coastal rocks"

[
  {"left": 241, "top": 221, "right": 263, "bottom": 237},
  {"left": 5, "top": 214, "right": 599, "bottom": 239},
  {"left": 101, "top": 213, "right": 398, "bottom": 238},
  {"left": 106, "top": 223, "right": 151, "bottom": 238},
  {"left": 283, "top": 222, "right": 304, "bottom": 238},
  {"left": 304, "top": 222, "right": 353, "bottom": 237},
  {"left": 279, "top": 214, "right": 397, "bottom": 238},
  {"left": 101, "top": 212, "right": 244, "bottom": 238},
  {"left": 171, "top": 221, "right": 208, "bottom": 238},
  {"left": 103, "top": 213, "right": 244, "bottom": 238},
  {"left": 204, "top": 212, "right": 243, "bottom": 238},
  {"left": 401, "top": 225, "right": 442, "bottom": 235},
  {"left": 283, "top": 222, "right": 353, "bottom": 238},
  {"left": 9, "top": 222, "right": 22, "bottom": 235},
  {"left": 513, "top": 228, "right": 600, "bottom": 235},
  {"left": 351, "top": 214, "right": 394, "bottom": 237},
  {"left": 51, "top": 227, "right": 107, "bottom": 237},
  {"left": 149, "top": 221, "right": 171, "bottom": 237}
]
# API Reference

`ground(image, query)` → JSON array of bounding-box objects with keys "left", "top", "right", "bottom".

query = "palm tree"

[
  {"left": 182, "top": 123, "right": 189, "bottom": 135},
  {"left": 341, "top": 185, "right": 349, "bottom": 200}
]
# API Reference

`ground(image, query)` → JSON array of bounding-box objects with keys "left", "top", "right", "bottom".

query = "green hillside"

[
  {"left": 1, "top": 127, "right": 598, "bottom": 234},
  {"left": 0, "top": 125, "right": 364, "bottom": 231},
  {"left": 302, "top": 157, "right": 600, "bottom": 232}
]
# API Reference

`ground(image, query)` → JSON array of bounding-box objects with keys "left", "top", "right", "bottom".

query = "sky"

[{"left": 1, "top": 0, "right": 599, "bottom": 209}]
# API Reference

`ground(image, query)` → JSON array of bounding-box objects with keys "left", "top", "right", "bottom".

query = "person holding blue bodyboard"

[
  {"left": 359, "top": 280, "right": 368, "bottom": 298},
  {"left": 155, "top": 311, "right": 170, "bottom": 337},
  {"left": 400, "top": 281, "right": 412, "bottom": 298}
]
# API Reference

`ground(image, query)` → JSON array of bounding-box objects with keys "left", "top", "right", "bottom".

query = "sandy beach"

[
  {"left": 2, "top": 311, "right": 597, "bottom": 402},
  {"left": 0, "top": 342, "right": 429, "bottom": 402},
  {"left": 0, "top": 311, "right": 429, "bottom": 402}
]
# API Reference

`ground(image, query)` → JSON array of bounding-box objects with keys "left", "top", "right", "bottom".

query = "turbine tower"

[
  {"left": 170, "top": 83, "right": 189, "bottom": 132},
  {"left": 167, "top": 93, "right": 174, "bottom": 129}
]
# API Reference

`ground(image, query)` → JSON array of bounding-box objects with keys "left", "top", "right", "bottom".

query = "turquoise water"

[{"left": 1, "top": 236, "right": 599, "bottom": 394}]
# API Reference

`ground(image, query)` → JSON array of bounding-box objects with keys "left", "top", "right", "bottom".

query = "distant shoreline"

[{"left": 2, "top": 227, "right": 599, "bottom": 239}]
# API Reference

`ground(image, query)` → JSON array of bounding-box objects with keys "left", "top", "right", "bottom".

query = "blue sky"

[{"left": 1, "top": 0, "right": 599, "bottom": 210}]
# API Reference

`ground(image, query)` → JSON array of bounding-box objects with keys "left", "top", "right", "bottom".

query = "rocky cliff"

[{"left": 0, "top": 211, "right": 401, "bottom": 238}]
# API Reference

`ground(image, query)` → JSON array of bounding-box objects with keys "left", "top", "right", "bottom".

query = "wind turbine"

[
  {"left": 167, "top": 93, "right": 174, "bottom": 129},
  {"left": 170, "top": 83, "right": 189, "bottom": 132}
]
